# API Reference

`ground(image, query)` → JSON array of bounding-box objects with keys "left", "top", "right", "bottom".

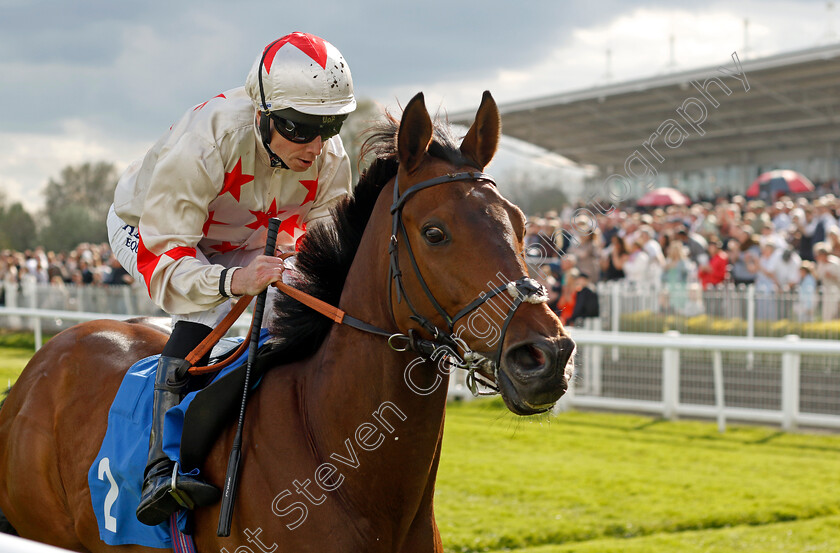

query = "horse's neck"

[{"left": 263, "top": 214, "right": 451, "bottom": 524}]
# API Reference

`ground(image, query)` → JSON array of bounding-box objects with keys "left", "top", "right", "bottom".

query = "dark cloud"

[
  {"left": 6, "top": 0, "right": 815, "bottom": 141},
  {"left": 0, "top": 0, "right": 658, "bottom": 140}
]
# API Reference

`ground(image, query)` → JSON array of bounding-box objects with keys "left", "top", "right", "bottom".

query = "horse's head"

[{"left": 390, "top": 92, "right": 575, "bottom": 415}]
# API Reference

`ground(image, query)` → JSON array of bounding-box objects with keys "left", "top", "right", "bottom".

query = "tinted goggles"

[{"left": 269, "top": 113, "right": 346, "bottom": 144}]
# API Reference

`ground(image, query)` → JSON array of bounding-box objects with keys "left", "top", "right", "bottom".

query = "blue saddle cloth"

[{"left": 87, "top": 329, "right": 270, "bottom": 548}]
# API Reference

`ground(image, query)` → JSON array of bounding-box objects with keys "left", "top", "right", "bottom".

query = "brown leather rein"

[{"left": 185, "top": 277, "right": 389, "bottom": 375}]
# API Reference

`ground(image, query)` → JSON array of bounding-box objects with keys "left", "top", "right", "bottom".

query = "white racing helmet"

[{"left": 245, "top": 32, "right": 356, "bottom": 117}]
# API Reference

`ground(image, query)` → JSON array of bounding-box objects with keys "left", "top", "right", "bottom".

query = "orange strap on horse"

[
  {"left": 186, "top": 294, "right": 255, "bottom": 374},
  {"left": 270, "top": 280, "right": 398, "bottom": 341},
  {"left": 271, "top": 281, "right": 347, "bottom": 323},
  {"left": 185, "top": 252, "right": 300, "bottom": 376}
]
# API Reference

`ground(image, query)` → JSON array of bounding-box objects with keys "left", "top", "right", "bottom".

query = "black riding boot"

[{"left": 135, "top": 356, "right": 220, "bottom": 526}]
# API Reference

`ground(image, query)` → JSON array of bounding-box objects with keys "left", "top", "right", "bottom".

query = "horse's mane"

[{"left": 265, "top": 111, "right": 475, "bottom": 362}]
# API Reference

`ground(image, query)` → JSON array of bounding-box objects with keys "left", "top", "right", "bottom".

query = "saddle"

[
  {"left": 87, "top": 330, "right": 272, "bottom": 547},
  {"left": 178, "top": 336, "right": 275, "bottom": 470}
]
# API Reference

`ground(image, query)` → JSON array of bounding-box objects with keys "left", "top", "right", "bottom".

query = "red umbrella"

[
  {"left": 636, "top": 187, "right": 691, "bottom": 207},
  {"left": 746, "top": 170, "right": 814, "bottom": 198}
]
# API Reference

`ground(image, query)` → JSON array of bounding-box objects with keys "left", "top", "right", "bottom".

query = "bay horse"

[{"left": 0, "top": 91, "right": 574, "bottom": 552}]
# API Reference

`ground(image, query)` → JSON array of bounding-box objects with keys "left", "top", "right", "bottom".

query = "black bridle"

[
  {"left": 384, "top": 171, "right": 549, "bottom": 394},
  {"left": 281, "top": 169, "right": 550, "bottom": 395}
]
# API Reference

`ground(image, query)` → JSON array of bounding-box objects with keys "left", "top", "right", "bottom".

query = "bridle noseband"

[{"left": 385, "top": 171, "right": 549, "bottom": 395}]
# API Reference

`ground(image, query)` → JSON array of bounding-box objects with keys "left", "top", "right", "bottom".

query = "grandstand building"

[{"left": 459, "top": 43, "right": 840, "bottom": 202}]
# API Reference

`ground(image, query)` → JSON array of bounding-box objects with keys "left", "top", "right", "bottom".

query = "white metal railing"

[
  {"left": 4, "top": 280, "right": 838, "bottom": 339},
  {"left": 557, "top": 324, "right": 840, "bottom": 432},
  {"left": 593, "top": 280, "right": 840, "bottom": 340},
  {"left": 1, "top": 279, "right": 163, "bottom": 333},
  {"left": 3, "top": 303, "right": 840, "bottom": 432}
]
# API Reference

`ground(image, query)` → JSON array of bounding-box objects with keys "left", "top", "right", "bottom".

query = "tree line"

[{"left": 0, "top": 161, "right": 117, "bottom": 252}]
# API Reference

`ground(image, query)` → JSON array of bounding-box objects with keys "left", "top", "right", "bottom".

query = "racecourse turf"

[
  {"left": 436, "top": 399, "right": 840, "bottom": 553},
  {"left": 0, "top": 332, "right": 35, "bottom": 387},
  {"left": 2, "top": 338, "right": 839, "bottom": 552}
]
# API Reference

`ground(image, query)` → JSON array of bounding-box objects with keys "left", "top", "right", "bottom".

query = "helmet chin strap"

[
  {"left": 258, "top": 112, "right": 290, "bottom": 169},
  {"left": 255, "top": 38, "right": 290, "bottom": 170}
]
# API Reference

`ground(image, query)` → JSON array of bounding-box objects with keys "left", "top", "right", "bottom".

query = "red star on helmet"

[
  {"left": 246, "top": 198, "right": 283, "bottom": 230},
  {"left": 298, "top": 178, "right": 318, "bottom": 205},
  {"left": 202, "top": 210, "right": 228, "bottom": 236},
  {"left": 263, "top": 33, "right": 328, "bottom": 71},
  {"left": 220, "top": 158, "right": 254, "bottom": 202}
]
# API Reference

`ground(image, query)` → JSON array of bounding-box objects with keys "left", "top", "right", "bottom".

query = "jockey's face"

[
  {"left": 259, "top": 112, "right": 325, "bottom": 172},
  {"left": 270, "top": 130, "right": 324, "bottom": 172}
]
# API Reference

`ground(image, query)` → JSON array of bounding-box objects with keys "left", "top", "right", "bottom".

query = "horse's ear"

[
  {"left": 398, "top": 92, "right": 433, "bottom": 174},
  {"left": 460, "top": 90, "right": 500, "bottom": 170}
]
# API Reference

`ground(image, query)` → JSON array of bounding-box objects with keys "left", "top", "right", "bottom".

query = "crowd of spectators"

[
  {"left": 526, "top": 191, "right": 840, "bottom": 323},
  {"left": 0, "top": 243, "right": 133, "bottom": 292},
  {"left": 3, "top": 190, "right": 840, "bottom": 324}
]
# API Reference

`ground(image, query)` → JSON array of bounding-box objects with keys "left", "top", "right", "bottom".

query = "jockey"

[{"left": 106, "top": 32, "right": 356, "bottom": 527}]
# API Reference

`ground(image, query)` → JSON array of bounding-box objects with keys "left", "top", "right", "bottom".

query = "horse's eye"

[{"left": 423, "top": 226, "right": 447, "bottom": 245}]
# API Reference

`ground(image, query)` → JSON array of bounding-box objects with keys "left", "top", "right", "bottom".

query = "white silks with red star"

[{"left": 111, "top": 86, "right": 352, "bottom": 316}]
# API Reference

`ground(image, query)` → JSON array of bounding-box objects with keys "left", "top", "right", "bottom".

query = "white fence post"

[
  {"left": 3, "top": 281, "right": 22, "bottom": 328},
  {"left": 712, "top": 350, "right": 726, "bottom": 433},
  {"left": 662, "top": 330, "right": 680, "bottom": 420},
  {"left": 746, "top": 285, "right": 755, "bottom": 370},
  {"left": 611, "top": 283, "right": 620, "bottom": 362},
  {"left": 781, "top": 334, "right": 801, "bottom": 431},
  {"left": 122, "top": 286, "right": 135, "bottom": 315},
  {"left": 585, "top": 317, "right": 603, "bottom": 396},
  {"left": 22, "top": 278, "right": 43, "bottom": 350}
]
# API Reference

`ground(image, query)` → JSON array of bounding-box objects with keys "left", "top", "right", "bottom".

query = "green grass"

[
  {"left": 436, "top": 399, "right": 840, "bottom": 553},
  {"left": 482, "top": 515, "right": 840, "bottom": 552},
  {"left": 0, "top": 332, "right": 39, "bottom": 386}
]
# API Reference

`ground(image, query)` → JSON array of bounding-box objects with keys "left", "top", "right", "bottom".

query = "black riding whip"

[{"left": 217, "top": 216, "right": 281, "bottom": 536}]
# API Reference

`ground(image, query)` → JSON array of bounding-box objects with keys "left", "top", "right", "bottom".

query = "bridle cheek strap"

[
  {"left": 386, "top": 171, "right": 551, "bottom": 386},
  {"left": 262, "top": 170, "right": 551, "bottom": 397}
]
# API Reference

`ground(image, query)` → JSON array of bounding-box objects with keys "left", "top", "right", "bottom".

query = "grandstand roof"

[{"left": 455, "top": 43, "right": 840, "bottom": 174}]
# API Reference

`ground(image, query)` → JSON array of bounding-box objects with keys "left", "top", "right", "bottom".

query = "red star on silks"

[
  {"left": 278, "top": 214, "right": 305, "bottom": 239},
  {"left": 246, "top": 198, "right": 283, "bottom": 230},
  {"left": 202, "top": 210, "right": 228, "bottom": 236},
  {"left": 210, "top": 241, "right": 241, "bottom": 254},
  {"left": 220, "top": 158, "right": 254, "bottom": 202},
  {"left": 194, "top": 93, "right": 227, "bottom": 111},
  {"left": 263, "top": 33, "right": 328, "bottom": 71},
  {"left": 298, "top": 178, "right": 318, "bottom": 205}
]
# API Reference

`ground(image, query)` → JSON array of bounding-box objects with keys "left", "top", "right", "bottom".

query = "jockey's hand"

[{"left": 230, "top": 255, "right": 285, "bottom": 296}]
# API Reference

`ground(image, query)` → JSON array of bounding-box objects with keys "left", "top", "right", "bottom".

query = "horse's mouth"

[
  {"left": 495, "top": 337, "right": 575, "bottom": 416},
  {"left": 497, "top": 370, "right": 556, "bottom": 415}
]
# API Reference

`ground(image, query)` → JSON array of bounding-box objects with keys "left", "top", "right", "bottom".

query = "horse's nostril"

[{"left": 509, "top": 344, "right": 549, "bottom": 372}]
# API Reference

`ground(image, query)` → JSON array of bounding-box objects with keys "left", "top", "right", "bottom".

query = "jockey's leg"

[{"left": 136, "top": 321, "right": 221, "bottom": 526}]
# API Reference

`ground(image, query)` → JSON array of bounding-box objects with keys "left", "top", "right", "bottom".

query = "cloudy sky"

[{"left": 0, "top": 0, "right": 835, "bottom": 211}]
